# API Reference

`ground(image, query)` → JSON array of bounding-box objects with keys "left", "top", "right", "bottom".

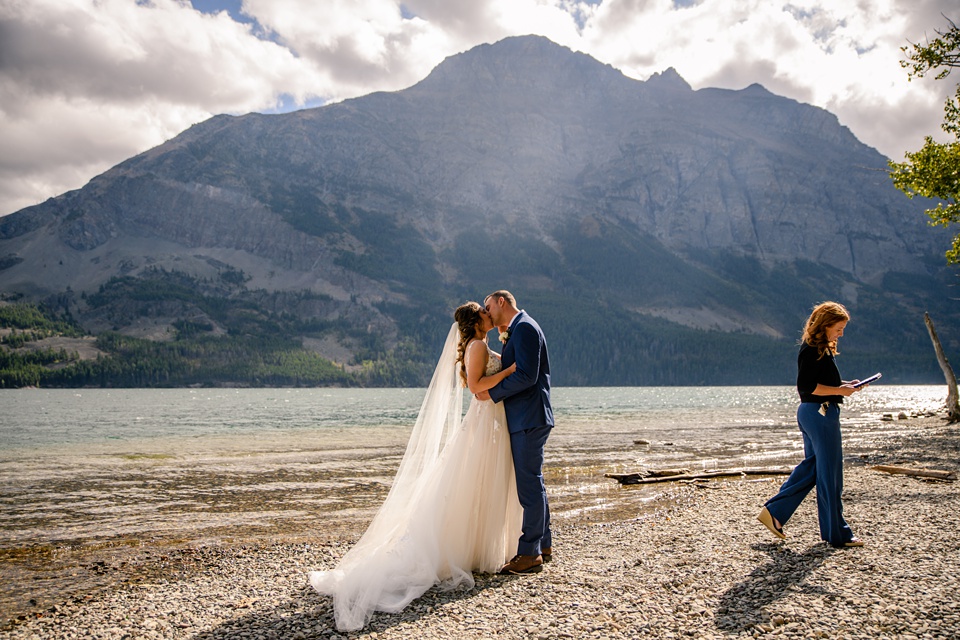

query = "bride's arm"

[{"left": 465, "top": 340, "right": 516, "bottom": 395}]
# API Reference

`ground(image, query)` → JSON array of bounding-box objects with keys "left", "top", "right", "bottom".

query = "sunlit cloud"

[{"left": 0, "top": 0, "right": 954, "bottom": 215}]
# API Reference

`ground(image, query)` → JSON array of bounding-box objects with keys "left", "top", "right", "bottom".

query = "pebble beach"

[{"left": 3, "top": 411, "right": 959, "bottom": 639}]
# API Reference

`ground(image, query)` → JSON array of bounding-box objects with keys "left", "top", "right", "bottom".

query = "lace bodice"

[
  {"left": 467, "top": 341, "right": 503, "bottom": 392},
  {"left": 465, "top": 340, "right": 501, "bottom": 378},
  {"left": 484, "top": 344, "right": 502, "bottom": 376}
]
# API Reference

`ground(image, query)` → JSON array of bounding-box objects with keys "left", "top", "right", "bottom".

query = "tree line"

[{"left": 0, "top": 297, "right": 430, "bottom": 388}]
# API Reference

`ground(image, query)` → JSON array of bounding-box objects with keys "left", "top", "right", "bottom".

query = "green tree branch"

[{"left": 891, "top": 16, "right": 960, "bottom": 263}]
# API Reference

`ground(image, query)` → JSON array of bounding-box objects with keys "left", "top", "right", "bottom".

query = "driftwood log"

[
  {"left": 606, "top": 467, "right": 793, "bottom": 485},
  {"left": 871, "top": 465, "right": 957, "bottom": 481}
]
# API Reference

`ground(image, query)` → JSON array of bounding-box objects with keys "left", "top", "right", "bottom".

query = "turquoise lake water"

[{"left": 0, "top": 385, "right": 946, "bottom": 550}]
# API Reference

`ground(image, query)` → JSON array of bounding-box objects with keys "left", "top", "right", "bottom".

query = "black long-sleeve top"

[{"left": 796, "top": 342, "right": 843, "bottom": 404}]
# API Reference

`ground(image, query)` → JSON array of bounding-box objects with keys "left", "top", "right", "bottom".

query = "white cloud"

[
  {"left": 0, "top": 0, "right": 326, "bottom": 213},
  {"left": 0, "top": 0, "right": 956, "bottom": 215},
  {"left": 578, "top": 0, "right": 955, "bottom": 157},
  {"left": 241, "top": 0, "right": 450, "bottom": 95}
]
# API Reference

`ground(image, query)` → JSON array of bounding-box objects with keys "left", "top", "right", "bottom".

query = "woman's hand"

[
  {"left": 505, "top": 363, "right": 517, "bottom": 375},
  {"left": 815, "top": 383, "right": 860, "bottom": 397},
  {"left": 845, "top": 379, "right": 871, "bottom": 391}
]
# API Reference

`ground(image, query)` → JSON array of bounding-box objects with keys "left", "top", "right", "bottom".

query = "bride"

[{"left": 309, "top": 301, "right": 523, "bottom": 631}]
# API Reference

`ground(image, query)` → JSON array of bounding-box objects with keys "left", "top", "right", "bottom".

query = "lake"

[{"left": 0, "top": 385, "right": 944, "bottom": 548}]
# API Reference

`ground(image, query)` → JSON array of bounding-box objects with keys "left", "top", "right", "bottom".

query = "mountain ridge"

[{"left": 0, "top": 35, "right": 954, "bottom": 386}]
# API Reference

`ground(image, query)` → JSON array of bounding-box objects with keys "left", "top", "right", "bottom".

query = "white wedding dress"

[{"left": 309, "top": 323, "right": 522, "bottom": 631}]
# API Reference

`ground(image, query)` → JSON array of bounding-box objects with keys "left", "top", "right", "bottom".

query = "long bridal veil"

[{"left": 309, "top": 322, "right": 519, "bottom": 632}]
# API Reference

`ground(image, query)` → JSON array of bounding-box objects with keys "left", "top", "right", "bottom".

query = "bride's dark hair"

[{"left": 454, "top": 301, "right": 484, "bottom": 387}]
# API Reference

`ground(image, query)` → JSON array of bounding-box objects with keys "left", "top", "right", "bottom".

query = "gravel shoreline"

[{"left": 4, "top": 413, "right": 959, "bottom": 639}]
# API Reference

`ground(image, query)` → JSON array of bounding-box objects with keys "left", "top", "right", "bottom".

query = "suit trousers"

[
  {"left": 765, "top": 402, "right": 853, "bottom": 547},
  {"left": 510, "top": 423, "right": 552, "bottom": 556}
]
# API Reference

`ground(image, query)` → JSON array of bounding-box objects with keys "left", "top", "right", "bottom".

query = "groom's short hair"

[{"left": 485, "top": 290, "right": 516, "bottom": 307}]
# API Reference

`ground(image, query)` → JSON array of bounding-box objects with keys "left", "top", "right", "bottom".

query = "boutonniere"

[{"left": 498, "top": 329, "right": 511, "bottom": 344}]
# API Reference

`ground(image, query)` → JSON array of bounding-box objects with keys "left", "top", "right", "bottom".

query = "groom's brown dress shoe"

[
  {"left": 499, "top": 554, "right": 543, "bottom": 574},
  {"left": 541, "top": 547, "right": 552, "bottom": 563}
]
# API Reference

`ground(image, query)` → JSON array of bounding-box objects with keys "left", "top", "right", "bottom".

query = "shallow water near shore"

[
  {"left": 0, "top": 386, "right": 947, "bottom": 623},
  {"left": 0, "top": 386, "right": 944, "bottom": 545}
]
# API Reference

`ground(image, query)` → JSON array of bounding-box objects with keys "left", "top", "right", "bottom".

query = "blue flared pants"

[{"left": 764, "top": 402, "right": 854, "bottom": 547}]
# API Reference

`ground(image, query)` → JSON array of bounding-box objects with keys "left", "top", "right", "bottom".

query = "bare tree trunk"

[{"left": 924, "top": 312, "right": 960, "bottom": 423}]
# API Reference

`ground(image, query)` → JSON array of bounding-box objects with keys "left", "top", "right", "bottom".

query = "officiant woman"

[{"left": 757, "top": 301, "right": 867, "bottom": 548}]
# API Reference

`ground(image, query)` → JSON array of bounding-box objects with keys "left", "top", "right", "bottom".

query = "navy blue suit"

[{"left": 489, "top": 310, "right": 553, "bottom": 556}]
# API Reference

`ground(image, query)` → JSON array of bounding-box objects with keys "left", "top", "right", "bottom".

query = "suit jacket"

[{"left": 488, "top": 311, "right": 554, "bottom": 433}]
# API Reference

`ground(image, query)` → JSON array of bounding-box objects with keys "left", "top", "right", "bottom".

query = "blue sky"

[
  {"left": 189, "top": 1, "right": 271, "bottom": 39},
  {"left": 0, "top": 0, "right": 956, "bottom": 216},
  {"left": 190, "top": 0, "right": 247, "bottom": 20}
]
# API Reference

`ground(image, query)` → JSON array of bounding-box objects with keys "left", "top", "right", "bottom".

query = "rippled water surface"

[{"left": 0, "top": 386, "right": 946, "bottom": 550}]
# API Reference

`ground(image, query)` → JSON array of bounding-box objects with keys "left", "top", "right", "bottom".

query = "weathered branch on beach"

[
  {"left": 646, "top": 468, "right": 692, "bottom": 477},
  {"left": 605, "top": 468, "right": 793, "bottom": 485},
  {"left": 871, "top": 465, "right": 957, "bottom": 482},
  {"left": 924, "top": 312, "right": 960, "bottom": 423}
]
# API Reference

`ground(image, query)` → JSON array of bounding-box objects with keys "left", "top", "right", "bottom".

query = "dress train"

[{"left": 309, "top": 324, "right": 521, "bottom": 631}]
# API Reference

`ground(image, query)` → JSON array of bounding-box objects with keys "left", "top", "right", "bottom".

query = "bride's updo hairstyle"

[
  {"left": 801, "top": 301, "right": 850, "bottom": 359},
  {"left": 454, "top": 301, "right": 484, "bottom": 387}
]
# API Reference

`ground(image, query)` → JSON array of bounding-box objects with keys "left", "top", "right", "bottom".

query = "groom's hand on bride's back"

[{"left": 475, "top": 390, "right": 492, "bottom": 401}]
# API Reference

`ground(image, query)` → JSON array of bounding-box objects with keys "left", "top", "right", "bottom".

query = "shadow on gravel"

[
  {"left": 715, "top": 542, "right": 835, "bottom": 634},
  {"left": 192, "top": 574, "right": 505, "bottom": 639}
]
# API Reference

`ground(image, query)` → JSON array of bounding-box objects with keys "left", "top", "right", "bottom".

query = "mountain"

[{"left": 0, "top": 35, "right": 955, "bottom": 386}]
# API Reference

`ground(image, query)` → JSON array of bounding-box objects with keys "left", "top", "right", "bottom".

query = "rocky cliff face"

[{"left": 0, "top": 35, "right": 953, "bottom": 383}]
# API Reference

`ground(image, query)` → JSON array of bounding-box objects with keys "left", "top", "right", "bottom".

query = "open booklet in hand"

[{"left": 853, "top": 372, "right": 882, "bottom": 388}]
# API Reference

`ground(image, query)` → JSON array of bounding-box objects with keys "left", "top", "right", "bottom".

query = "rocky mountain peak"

[
  {"left": 645, "top": 66, "right": 692, "bottom": 92},
  {"left": 411, "top": 34, "right": 631, "bottom": 103}
]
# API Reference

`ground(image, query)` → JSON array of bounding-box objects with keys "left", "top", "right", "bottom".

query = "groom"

[{"left": 483, "top": 290, "right": 554, "bottom": 575}]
